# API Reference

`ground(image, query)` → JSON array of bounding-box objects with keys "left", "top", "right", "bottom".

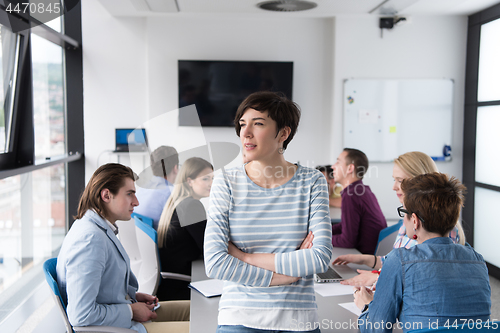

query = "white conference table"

[{"left": 190, "top": 247, "right": 373, "bottom": 333}]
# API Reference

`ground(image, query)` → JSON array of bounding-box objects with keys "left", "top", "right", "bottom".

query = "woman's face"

[
  {"left": 188, "top": 167, "right": 214, "bottom": 200},
  {"left": 392, "top": 164, "right": 410, "bottom": 204},
  {"left": 238, "top": 108, "right": 283, "bottom": 162},
  {"left": 103, "top": 177, "right": 139, "bottom": 223}
]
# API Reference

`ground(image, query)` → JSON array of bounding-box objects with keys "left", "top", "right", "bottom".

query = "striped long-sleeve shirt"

[{"left": 204, "top": 164, "right": 333, "bottom": 330}]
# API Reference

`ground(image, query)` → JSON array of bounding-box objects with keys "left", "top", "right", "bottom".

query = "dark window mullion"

[
  {"left": 62, "top": 1, "right": 83, "bottom": 227},
  {"left": 475, "top": 182, "right": 500, "bottom": 193},
  {"left": 477, "top": 100, "right": 500, "bottom": 107},
  {"left": 462, "top": 19, "right": 481, "bottom": 246}
]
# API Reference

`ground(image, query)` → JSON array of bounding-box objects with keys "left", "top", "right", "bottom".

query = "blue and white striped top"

[{"left": 204, "top": 164, "right": 333, "bottom": 329}]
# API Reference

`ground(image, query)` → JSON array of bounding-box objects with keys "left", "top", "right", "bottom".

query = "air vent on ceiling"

[{"left": 257, "top": 0, "right": 317, "bottom": 12}]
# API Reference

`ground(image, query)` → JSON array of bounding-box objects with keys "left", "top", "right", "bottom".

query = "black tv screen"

[{"left": 178, "top": 60, "right": 293, "bottom": 127}]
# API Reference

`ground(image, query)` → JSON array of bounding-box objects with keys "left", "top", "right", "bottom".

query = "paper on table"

[
  {"left": 314, "top": 282, "right": 355, "bottom": 297},
  {"left": 189, "top": 279, "right": 224, "bottom": 298},
  {"left": 339, "top": 302, "right": 362, "bottom": 316}
]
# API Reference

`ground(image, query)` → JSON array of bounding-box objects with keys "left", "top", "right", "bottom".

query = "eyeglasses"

[{"left": 397, "top": 206, "right": 425, "bottom": 223}]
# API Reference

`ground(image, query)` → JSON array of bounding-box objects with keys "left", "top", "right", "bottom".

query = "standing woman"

[
  {"left": 56, "top": 163, "right": 189, "bottom": 333},
  {"left": 156, "top": 157, "right": 214, "bottom": 301},
  {"left": 204, "top": 91, "right": 333, "bottom": 333}
]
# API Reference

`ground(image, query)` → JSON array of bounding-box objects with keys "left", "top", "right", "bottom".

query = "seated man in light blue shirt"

[{"left": 134, "top": 146, "right": 178, "bottom": 229}]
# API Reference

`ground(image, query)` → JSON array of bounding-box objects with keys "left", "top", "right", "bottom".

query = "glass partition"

[
  {"left": 474, "top": 187, "right": 500, "bottom": 268},
  {"left": 31, "top": 34, "right": 65, "bottom": 160},
  {"left": 0, "top": 164, "right": 65, "bottom": 322},
  {"left": 0, "top": 26, "right": 19, "bottom": 154},
  {"left": 475, "top": 105, "right": 500, "bottom": 187},
  {"left": 478, "top": 18, "right": 500, "bottom": 102}
]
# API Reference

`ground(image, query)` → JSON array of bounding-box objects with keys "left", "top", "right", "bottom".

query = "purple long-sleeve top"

[{"left": 332, "top": 180, "right": 387, "bottom": 254}]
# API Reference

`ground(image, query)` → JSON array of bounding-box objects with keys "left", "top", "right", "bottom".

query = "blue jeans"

[{"left": 216, "top": 325, "right": 321, "bottom": 333}]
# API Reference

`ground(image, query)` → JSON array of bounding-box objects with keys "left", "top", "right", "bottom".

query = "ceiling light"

[{"left": 257, "top": 0, "right": 317, "bottom": 12}]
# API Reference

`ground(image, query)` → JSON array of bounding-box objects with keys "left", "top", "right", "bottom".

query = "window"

[
  {"left": 463, "top": 3, "right": 500, "bottom": 280},
  {"left": 477, "top": 18, "right": 500, "bottom": 102},
  {"left": 0, "top": 2, "right": 83, "bottom": 330},
  {"left": 475, "top": 105, "right": 500, "bottom": 187},
  {"left": 0, "top": 165, "right": 65, "bottom": 320},
  {"left": 0, "top": 26, "right": 19, "bottom": 154},
  {"left": 31, "top": 34, "right": 65, "bottom": 159}
]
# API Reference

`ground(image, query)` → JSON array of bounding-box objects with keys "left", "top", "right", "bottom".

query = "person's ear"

[
  {"left": 186, "top": 178, "right": 193, "bottom": 188},
  {"left": 346, "top": 163, "right": 355, "bottom": 176},
  {"left": 279, "top": 126, "right": 291, "bottom": 143},
  {"left": 101, "top": 189, "right": 112, "bottom": 203},
  {"left": 411, "top": 213, "right": 420, "bottom": 229},
  {"left": 173, "top": 164, "right": 179, "bottom": 174}
]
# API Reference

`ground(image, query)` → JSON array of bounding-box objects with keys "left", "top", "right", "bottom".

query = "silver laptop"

[{"left": 314, "top": 265, "right": 358, "bottom": 283}]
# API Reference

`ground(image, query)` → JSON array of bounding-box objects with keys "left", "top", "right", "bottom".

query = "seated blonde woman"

[{"left": 156, "top": 157, "right": 214, "bottom": 301}]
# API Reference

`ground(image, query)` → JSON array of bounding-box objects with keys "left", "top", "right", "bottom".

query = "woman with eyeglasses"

[
  {"left": 354, "top": 173, "right": 491, "bottom": 332},
  {"left": 332, "top": 151, "right": 465, "bottom": 287}
]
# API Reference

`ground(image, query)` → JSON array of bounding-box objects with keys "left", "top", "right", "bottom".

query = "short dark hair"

[
  {"left": 343, "top": 148, "right": 369, "bottom": 179},
  {"left": 234, "top": 91, "right": 300, "bottom": 150},
  {"left": 76, "top": 163, "right": 137, "bottom": 220},
  {"left": 316, "top": 165, "right": 333, "bottom": 180},
  {"left": 401, "top": 173, "right": 466, "bottom": 236},
  {"left": 150, "top": 146, "right": 179, "bottom": 178}
]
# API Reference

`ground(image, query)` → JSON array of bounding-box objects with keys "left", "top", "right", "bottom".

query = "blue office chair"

[
  {"left": 408, "top": 321, "right": 500, "bottom": 332},
  {"left": 374, "top": 220, "right": 403, "bottom": 256},
  {"left": 131, "top": 212, "right": 154, "bottom": 228},
  {"left": 43, "top": 258, "right": 136, "bottom": 333}
]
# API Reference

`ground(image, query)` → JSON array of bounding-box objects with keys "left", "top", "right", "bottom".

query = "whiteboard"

[{"left": 343, "top": 79, "right": 453, "bottom": 162}]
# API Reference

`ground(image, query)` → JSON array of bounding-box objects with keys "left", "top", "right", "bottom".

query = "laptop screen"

[{"left": 115, "top": 128, "right": 148, "bottom": 152}]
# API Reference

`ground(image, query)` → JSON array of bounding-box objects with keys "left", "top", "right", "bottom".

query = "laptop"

[
  {"left": 314, "top": 265, "right": 358, "bottom": 283},
  {"left": 114, "top": 128, "right": 148, "bottom": 152}
]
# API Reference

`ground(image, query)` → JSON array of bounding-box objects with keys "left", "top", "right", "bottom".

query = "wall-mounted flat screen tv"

[{"left": 179, "top": 60, "right": 293, "bottom": 127}]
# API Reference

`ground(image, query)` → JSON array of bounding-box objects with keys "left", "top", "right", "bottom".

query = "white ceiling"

[{"left": 98, "top": 0, "right": 500, "bottom": 17}]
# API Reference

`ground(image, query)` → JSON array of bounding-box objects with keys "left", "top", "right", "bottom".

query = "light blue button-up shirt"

[{"left": 134, "top": 176, "right": 173, "bottom": 229}]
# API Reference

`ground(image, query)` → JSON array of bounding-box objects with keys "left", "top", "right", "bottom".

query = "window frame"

[
  {"left": 0, "top": 1, "right": 83, "bottom": 330},
  {"left": 463, "top": 2, "right": 500, "bottom": 279},
  {"left": 0, "top": 1, "right": 83, "bottom": 224}
]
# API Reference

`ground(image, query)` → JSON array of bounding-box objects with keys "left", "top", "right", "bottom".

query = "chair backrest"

[
  {"left": 131, "top": 212, "right": 154, "bottom": 228},
  {"left": 43, "top": 258, "right": 74, "bottom": 333},
  {"left": 374, "top": 220, "right": 403, "bottom": 257},
  {"left": 116, "top": 218, "right": 142, "bottom": 276},
  {"left": 134, "top": 217, "right": 161, "bottom": 295}
]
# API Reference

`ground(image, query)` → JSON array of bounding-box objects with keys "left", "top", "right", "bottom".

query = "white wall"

[
  {"left": 145, "top": 16, "right": 334, "bottom": 169},
  {"left": 331, "top": 15, "right": 468, "bottom": 220},
  {"left": 81, "top": 1, "right": 468, "bottom": 220},
  {"left": 82, "top": 0, "right": 149, "bottom": 180}
]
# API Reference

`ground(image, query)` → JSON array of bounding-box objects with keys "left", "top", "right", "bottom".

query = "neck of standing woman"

[{"left": 245, "top": 158, "right": 297, "bottom": 189}]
